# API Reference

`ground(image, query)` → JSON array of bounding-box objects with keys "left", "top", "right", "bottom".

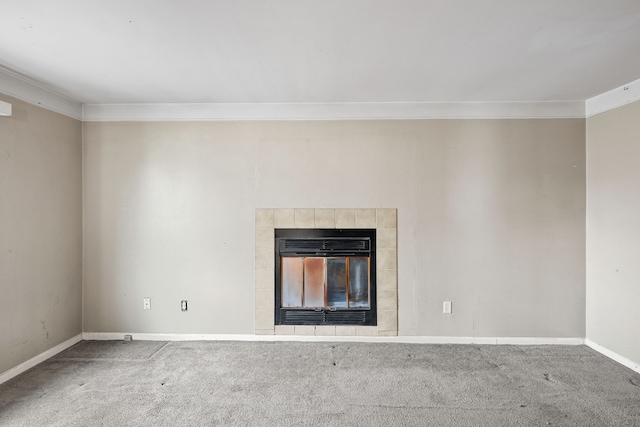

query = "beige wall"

[
  {"left": 587, "top": 100, "right": 640, "bottom": 365},
  {"left": 83, "top": 119, "right": 585, "bottom": 337},
  {"left": 0, "top": 95, "right": 83, "bottom": 375}
]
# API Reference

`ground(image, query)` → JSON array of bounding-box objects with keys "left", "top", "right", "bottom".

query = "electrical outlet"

[
  {"left": 143, "top": 298, "right": 151, "bottom": 310},
  {"left": 443, "top": 301, "right": 452, "bottom": 314},
  {"left": 181, "top": 300, "right": 188, "bottom": 311}
]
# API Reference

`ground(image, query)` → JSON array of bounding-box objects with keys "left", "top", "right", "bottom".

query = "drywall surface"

[
  {"left": 0, "top": 94, "right": 82, "bottom": 375},
  {"left": 587, "top": 100, "right": 640, "bottom": 366},
  {"left": 83, "top": 119, "right": 585, "bottom": 337}
]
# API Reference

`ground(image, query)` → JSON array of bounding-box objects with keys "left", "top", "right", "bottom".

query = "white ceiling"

[{"left": 1, "top": 0, "right": 640, "bottom": 105}]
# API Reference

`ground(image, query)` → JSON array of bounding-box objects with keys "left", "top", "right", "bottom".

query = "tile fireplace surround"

[{"left": 255, "top": 208, "right": 398, "bottom": 337}]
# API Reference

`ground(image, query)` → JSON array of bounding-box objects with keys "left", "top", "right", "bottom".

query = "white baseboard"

[
  {"left": 585, "top": 339, "right": 640, "bottom": 374},
  {"left": 0, "top": 334, "right": 83, "bottom": 385},
  {"left": 83, "top": 332, "right": 266, "bottom": 342},
  {"left": 82, "top": 332, "right": 583, "bottom": 346}
]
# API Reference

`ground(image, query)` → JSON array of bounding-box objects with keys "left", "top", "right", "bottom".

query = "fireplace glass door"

[{"left": 281, "top": 256, "right": 370, "bottom": 309}]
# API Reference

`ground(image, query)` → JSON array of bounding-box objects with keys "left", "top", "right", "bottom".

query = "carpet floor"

[{"left": 1, "top": 341, "right": 639, "bottom": 426}]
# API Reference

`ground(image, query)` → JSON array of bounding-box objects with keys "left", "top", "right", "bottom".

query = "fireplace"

[
  {"left": 254, "top": 208, "right": 397, "bottom": 337},
  {"left": 275, "top": 229, "right": 376, "bottom": 326}
]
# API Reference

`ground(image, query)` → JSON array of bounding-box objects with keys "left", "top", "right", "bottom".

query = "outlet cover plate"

[{"left": 443, "top": 301, "right": 452, "bottom": 314}]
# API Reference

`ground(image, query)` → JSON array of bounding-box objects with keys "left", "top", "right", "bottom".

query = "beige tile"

[
  {"left": 255, "top": 209, "right": 275, "bottom": 228},
  {"left": 255, "top": 247, "right": 274, "bottom": 270},
  {"left": 275, "top": 325, "right": 295, "bottom": 335},
  {"left": 255, "top": 268, "right": 274, "bottom": 290},
  {"left": 255, "top": 329, "right": 275, "bottom": 335},
  {"left": 255, "top": 288, "right": 273, "bottom": 310},
  {"left": 377, "top": 310, "right": 398, "bottom": 332},
  {"left": 377, "top": 290, "right": 397, "bottom": 311},
  {"left": 378, "top": 249, "right": 397, "bottom": 269},
  {"left": 335, "top": 326, "right": 356, "bottom": 336},
  {"left": 314, "top": 326, "right": 336, "bottom": 336},
  {"left": 295, "top": 209, "right": 315, "bottom": 228},
  {"left": 255, "top": 227, "right": 274, "bottom": 248},
  {"left": 376, "top": 209, "right": 397, "bottom": 228},
  {"left": 356, "top": 209, "right": 377, "bottom": 228},
  {"left": 377, "top": 269, "right": 397, "bottom": 291},
  {"left": 355, "top": 326, "right": 378, "bottom": 336},
  {"left": 335, "top": 209, "right": 356, "bottom": 228},
  {"left": 314, "top": 209, "right": 335, "bottom": 228},
  {"left": 377, "top": 330, "right": 398, "bottom": 337},
  {"left": 255, "top": 309, "right": 274, "bottom": 330},
  {"left": 377, "top": 228, "right": 397, "bottom": 249},
  {"left": 275, "top": 209, "right": 295, "bottom": 228},
  {"left": 294, "top": 325, "right": 316, "bottom": 336}
]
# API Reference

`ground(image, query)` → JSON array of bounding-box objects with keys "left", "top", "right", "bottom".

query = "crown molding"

[
  {"left": 0, "top": 62, "right": 593, "bottom": 122},
  {"left": 0, "top": 63, "right": 587, "bottom": 121},
  {"left": 586, "top": 78, "right": 640, "bottom": 117},
  {"left": 0, "top": 66, "right": 82, "bottom": 120},
  {"left": 82, "top": 101, "right": 585, "bottom": 121}
]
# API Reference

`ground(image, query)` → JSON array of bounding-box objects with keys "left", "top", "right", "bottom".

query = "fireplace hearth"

[{"left": 275, "top": 229, "right": 376, "bottom": 326}]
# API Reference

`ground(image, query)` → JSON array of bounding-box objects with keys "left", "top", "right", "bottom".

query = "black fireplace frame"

[{"left": 274, "top": 228, "right": 377, "bottom": 326}]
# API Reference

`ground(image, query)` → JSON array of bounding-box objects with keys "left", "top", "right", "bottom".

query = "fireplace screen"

[{"left": 275, "top": 229, "right": 376, "bottom": 326}]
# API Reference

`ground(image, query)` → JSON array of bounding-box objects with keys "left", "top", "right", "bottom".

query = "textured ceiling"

[{"left": 1, "top": 0, "right": 640, "bottom": 104}]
